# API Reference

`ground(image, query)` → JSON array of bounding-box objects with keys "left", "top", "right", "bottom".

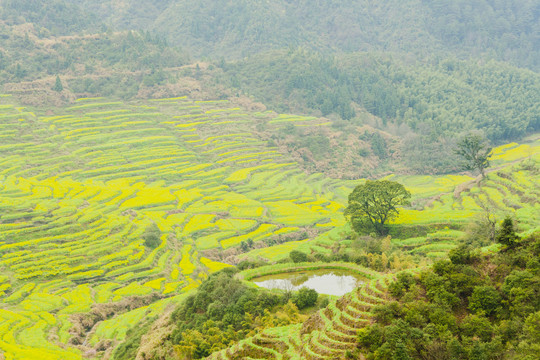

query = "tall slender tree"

[{"left": 52, "top": 75, "right": 63, "bottom": 92}]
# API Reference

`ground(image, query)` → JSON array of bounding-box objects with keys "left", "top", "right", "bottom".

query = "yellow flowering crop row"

[
  {"left": 200, "top": 257, "right": 232, "bottom": 273},
  {"left": 238, "top": 239, "right": 311, "bottom": 262},
  {"left": 179, "top": 245, "right": 196, "bottom": 275},
  {"left": 143, "top": 277, "right": 166, "bottom": 290},
  {"left": 220, "top": 224, "right": 277, "bottom": 249},
  {"left": 195, "top": 231, "right": 236, "bottom": 250},
  {"left": 215, "top": 218, "right": 258, "bottom": 231},
  {"left": 121, "top": 187, "right": 176, "bottom": 209},
  {"left": 182, "top": 214, "right": 216, "bottom": 235},
  {"left": 268, "top": 114, "right": 317, "bottom": 124},
  {"left": 264, "top": 200, "right": 324, "bottom": 226}
]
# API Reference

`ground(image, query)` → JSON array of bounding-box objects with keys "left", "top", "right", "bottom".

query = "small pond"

[{"left": 251, "top": 269, "right": 365, "bottom": 296}]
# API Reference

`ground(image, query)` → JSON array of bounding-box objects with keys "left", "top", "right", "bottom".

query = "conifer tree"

[
  {"left": 52, "top": 75, "right": 63, "bottom": 92},
  {"left": 496, "top": 217, "right": 520, "bottom": 249}
]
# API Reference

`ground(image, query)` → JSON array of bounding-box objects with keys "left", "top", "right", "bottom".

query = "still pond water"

[{"left": 252, "top": 269, "right": 364, "bottom": 296}]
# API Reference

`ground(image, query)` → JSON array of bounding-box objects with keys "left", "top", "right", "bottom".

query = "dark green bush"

[
  {"left": 289, "top": 250, "right": 308, "bottom": 263},
  {"left": 468, "top": 286, "right": 502, "bottom": 317},
  {"left": 142, "top": 223, "right": 161, "bottom": 248},
  {"left": 292, "top": 287, "right": 318, "bottom": 310}
]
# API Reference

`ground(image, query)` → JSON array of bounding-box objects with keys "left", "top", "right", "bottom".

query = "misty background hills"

[
  {"left": 0, "top": 0, "right": 538, "bottom": 177},
  {"left": 3, "top": 0, "right": 539, "bottom": 69}
]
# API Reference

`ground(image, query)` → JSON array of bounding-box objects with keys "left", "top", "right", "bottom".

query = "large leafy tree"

[
  {"left": 455, "top": 134, "right": 492, "bottom": 178},
  {"left": 345, "top": 180, "right": 411, "bottom": 236}
]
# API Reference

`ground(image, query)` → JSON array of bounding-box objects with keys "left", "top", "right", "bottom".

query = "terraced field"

[
  {"left": 0, "top": 94, "right": 538, "bottom": 359},
  {"left": 208, "top": 271, "right": 398, "bottom": 360},
  {"left": 0, "top": 95, "right": 353, "bottom": 359}
]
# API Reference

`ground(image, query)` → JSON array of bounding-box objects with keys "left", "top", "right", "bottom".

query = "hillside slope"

[
  {"left": 2, "top": 0, "right": 539, "bottom": 69},
  {"left": 214, "top": 51, "right": 540, "bottom": 142},
  {"left": 76, "top": 0, "right": 540, "bottom": 69},
  {"left": 0, "top": 93, "right": 537, "bottom": 359},
  {"left": 0, "top": 95, "right": 351, "bottom": 359}
]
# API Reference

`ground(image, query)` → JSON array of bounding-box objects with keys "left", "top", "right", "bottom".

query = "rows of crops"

[
  {"left": 389, "top": 147, "right": 540, "bottom": 258},
  {"left": 0, "top": 94, "right": 538, "bottom": 359},
  {"left": 0, "top": 96, "right": 354, "bottom": 359},
  {"left": 234, "top": 142, "right": 539, "bottom": 263}
]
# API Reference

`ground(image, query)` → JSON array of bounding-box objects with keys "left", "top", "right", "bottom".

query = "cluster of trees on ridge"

[{"left": 0, "top": 26, "right": 187, "bottom": 97}]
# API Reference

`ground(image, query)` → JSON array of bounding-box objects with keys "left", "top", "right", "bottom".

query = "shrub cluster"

[
  {"left": 356, "top": 231, "right": 540, "bottom": 360},
  {"left": 169, "top": 268, "right": 312, "bottom": 359}
]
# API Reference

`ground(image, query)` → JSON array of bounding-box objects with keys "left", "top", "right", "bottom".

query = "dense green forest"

[
  {"left": 67, "top": 0, "right": 539, "bottom": 71},
  {"left": 2, "top": 0, "right": 539, "bottom": 70},
  {"left": 213, "top": 51, "right": 540, "bottom": 142},
  {"left": 356, "top": 222, "right": 540, "bottom": 360}
]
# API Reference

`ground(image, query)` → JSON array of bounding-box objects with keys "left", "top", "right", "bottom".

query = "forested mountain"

[
  {"left": 2, "top": 0, "right": 539, "bottom": 70},
  {"left": 71, "top": 0, "right": 538, "bottom": 69},
  {"left": 213, "top": 51, "right": 540, "bottom": 142}
]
